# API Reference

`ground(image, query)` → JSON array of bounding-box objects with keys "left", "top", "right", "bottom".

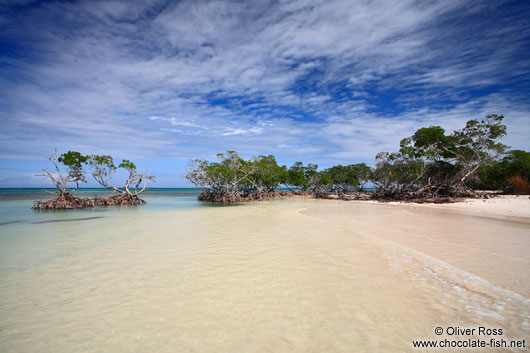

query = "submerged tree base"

[
  {"left": 313, "top": 190, "right": 372, "bottom": 201},
  {"left": 32, "top": 193, "right": 95, "bottom": 210},
  {"left": 198, "top": 191, "right": 272, "bottom": 203},
  {"left": 32, "top": 193, "right": 147, "bottom": 210},
  {"left": 197, "top": 190, "right": 303, "bottom": 203},
  {"left": 368, "top": 186, "right": 496, "bottom": 203},
  {"left": 93, "top": 194, "right": 146, "bottom": 206},
  {"left": 196, "top": 188, "right": 501, "bottom": 205}
]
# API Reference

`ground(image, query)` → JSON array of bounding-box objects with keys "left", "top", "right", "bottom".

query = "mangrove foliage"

[
  {"left": 35, "top": 114, "right": 529, "bottom": 208},
  {"left": 34, "top": 151, "right": 154, "bottom": 209},
  {"left": 186, "top": 114, "right": 529, "bottom": 203}
]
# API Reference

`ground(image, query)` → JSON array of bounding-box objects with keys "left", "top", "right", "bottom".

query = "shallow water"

[
  {"left": 0, "top": 197, "right": 528, "bottom": 352},
  {"left": 0, "top": 188, "right": 202, "bottom": 201}
]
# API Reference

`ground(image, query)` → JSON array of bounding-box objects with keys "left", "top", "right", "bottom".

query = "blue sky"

[{"left": 1, "top": 0, "right": 529, "bottom": 187}]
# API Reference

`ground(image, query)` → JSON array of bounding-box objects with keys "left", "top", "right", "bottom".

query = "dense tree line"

[
  {"left": 473, "top": 150, "right": 530, "bottom": 192},
  {"left": 34, "top": 151, "right": 154, "bottom": 209},
  {"left": 187, "top": 114, "right": 530, "bottom": 203},
  {"left": 35, "top": 114, "right": 529, "bottom": 208},
  {"left": 184, "top": 150, "right": 375, "bottom": 202},
  {"left": 370, "top": 114, "right": 507, "bottom": 199}
]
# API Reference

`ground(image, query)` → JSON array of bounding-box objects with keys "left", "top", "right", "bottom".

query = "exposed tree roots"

[
  {"left": 368, "top": 186, "right": 493, "bottom": 203},
  {"left": 34, "top": 188, "right": 501, "bottom": 210},
  {"left": 198, "top": 191, "right": 274, "bottom": 203},
  {"left": 313, "top": 190, "right": 372, "bottom": 201},
  {"left": 32, "top": 193, "right": 95, "bottom": 210},
  {"left": 196, "top": 187, "right": 498, "bottom": 205},
  {"left": 32, "top": 193, "right": 146, "bottom": 210},
  {"left": 197, "top": 190, "right": 310, "bottom": 203},
  {"left": 93, "top": 194, "right": 146, "bottom": 206}
]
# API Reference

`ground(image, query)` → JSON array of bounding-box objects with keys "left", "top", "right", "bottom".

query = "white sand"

[{"left": 379, "top": 195, "right": 530, "bottom": 219}]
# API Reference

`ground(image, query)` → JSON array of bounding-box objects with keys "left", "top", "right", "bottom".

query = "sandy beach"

[
  {"left": 0, "top": 196, "right": 529, "bottom": 352},
  {"left": 386, "top": 195, "right": 530, "bottom": 220},
  {"left": 3, "top": 0, "right": 529, "bottom": 351}
]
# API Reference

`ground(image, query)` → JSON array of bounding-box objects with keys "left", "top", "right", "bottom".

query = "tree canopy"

[
  {"left": 36, "top": 151, "right": 155, "bottom": 208},
  {"left": 185, "top": 114, "right": 524, "bottom": 202},
  {"left": 36, "top": 114, "right": 529, "bottom": 206},
  {"left": 372, "top": 114, "right": 509, "bottom": 198}
]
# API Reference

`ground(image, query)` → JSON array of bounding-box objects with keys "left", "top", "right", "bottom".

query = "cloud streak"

[{"left": 0, "top": 0, "right": 529, "bottom": 186}]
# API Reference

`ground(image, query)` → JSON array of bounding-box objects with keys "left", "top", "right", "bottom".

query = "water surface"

[{"left": 0, "top": 197, "right": 528, "bottom": 352}]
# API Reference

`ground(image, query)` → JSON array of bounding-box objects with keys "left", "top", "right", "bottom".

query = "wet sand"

[
  {"left": 0, "top": 197, "right": 528, "bottom": 352},
  {"left": 304, "top": 196, "right": 530, "bottom": 298}
]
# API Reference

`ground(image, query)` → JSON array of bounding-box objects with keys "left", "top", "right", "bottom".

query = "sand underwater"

[{"left": 0, "top": 195, "right": 529, "bottom": 352}]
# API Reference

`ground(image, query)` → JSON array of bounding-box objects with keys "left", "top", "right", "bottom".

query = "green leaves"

[
  {"left": 118, "top": 159, "right": 137, "bottom": 172},
  {"left": 41, "top": 152, "right": 154, "bottom": 195},
  {"left": 58, "top": 151, "right": 89, "bottom": 166},
  {"left": 373, "top": 113, "right": 509, "bottom": 191},
  {"left": 90, "top": 155, "right": 116, "bottom": 170},
  {"left": 284, "top": 162, "right": 317, "bottom": 190},
  {"left": 251, "top": 155, "right": 283, "bottom": 191},
  {"left": 187, "top": 152, "right": 283, "bottom": 193},
  {"left": 476, "top": 150, "right": 530, "bottom": 189},
  {"left": 43, "top": 113, "right": 511, "bottom": 201},
  {"left": 58, "top": 151, "right": 89, "bottom": 183},
  {"left": 322, "top": 165, "right": 359, "bottom": 191},
  {"left": 87, "top": 154, "right": 116, "bottom": 187}
]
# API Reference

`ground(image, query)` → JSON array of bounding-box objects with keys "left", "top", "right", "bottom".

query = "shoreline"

[
  {"left": 367, "top": 195, "right": 530, "bottom": 220},
  {"left": 298, "top": 196, "right": 530, "bottom": 299}
]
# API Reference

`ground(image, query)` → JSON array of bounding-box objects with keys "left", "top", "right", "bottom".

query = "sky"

[{"left": 0, "top": 0, "right": 529, "bottom": 187}]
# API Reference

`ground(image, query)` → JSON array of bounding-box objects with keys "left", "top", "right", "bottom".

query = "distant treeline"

[
  {"left": 185, "top": 153, "right": 372, "bottom": 202},
  {"left": 186, "top": 114, "right": 530, "bottom": 202},
  {"left": 36, "top": 114, "right": 529, "bottom": 208}
]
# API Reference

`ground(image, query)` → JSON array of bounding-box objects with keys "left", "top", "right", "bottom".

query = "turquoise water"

[
  {"left": 0, "top": 187, "right": 226, "bottom": 277},
  {"left": 0, "top": 196, "right": 209, "bottom": 276},
  {"left": 0, "top": 187, "right": 242, "bottom": 277},
  {"left": 0, "top": 188, "right": 205, "bottom": 238},
  {"left": 0, "top": 187, "right": 202, "bottom": 200},
  {"left": 0, "top": 187, "right": 354, "bottom": 201},
  {"left": 0, "top": 188, "right": 244, "bottom": 277}
]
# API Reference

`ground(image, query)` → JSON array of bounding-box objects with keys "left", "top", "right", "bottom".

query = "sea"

[{"left": 0, "top": 188, "right": 528, "bottom": 352}]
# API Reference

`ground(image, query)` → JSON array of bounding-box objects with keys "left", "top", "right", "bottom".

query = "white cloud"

[{"left": 0, "top": 0, "right": 528, "bottom": 182}]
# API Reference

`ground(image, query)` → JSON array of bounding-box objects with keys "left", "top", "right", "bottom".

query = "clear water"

[
  {"left": 0, "top": 196, "right": 528, "bottom": 352},
  {"left": 0, "top": 187, "right": 202, "bottom": 201}
]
